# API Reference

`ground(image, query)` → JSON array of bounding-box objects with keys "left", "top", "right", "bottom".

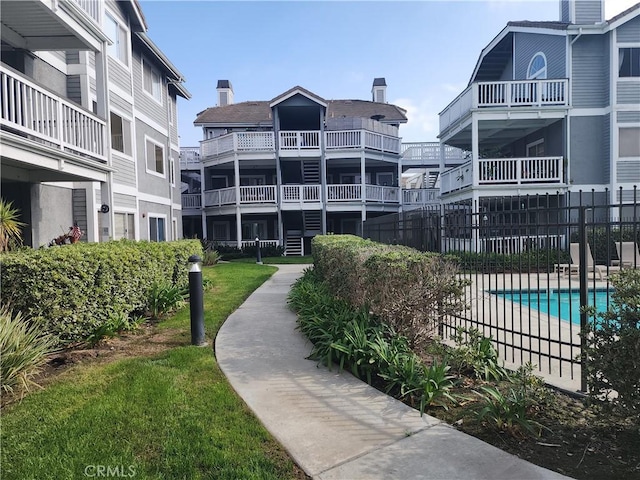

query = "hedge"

[
  {"left": 312, "top": 235, "right": 468, "bottom": 347},
  {"left": 0, "top": 239, "right": 202, "bottom": 346}
]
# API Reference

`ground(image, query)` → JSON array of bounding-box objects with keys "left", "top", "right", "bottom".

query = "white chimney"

[
  {"left": 372, "top": 77, "right": 387, "bottom": 103},
  {"left": 217, "top": 80, "right": 234, "bottom": 106}
]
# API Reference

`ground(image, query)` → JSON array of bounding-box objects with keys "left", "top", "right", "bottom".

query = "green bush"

[
  {"left": 0, "top": 305, "right": 56, "bottom": 394},
  {"left": 288, "top": 268, "right": 457, "bottom": 415},
  {"left": 312, "top": 235, "right": 468, "bottom": 347},
  {"left": 146, "top": 280, "right": 187, "bottom": 320},
  {"left": 446, "top": 249, "right": 570, "bottom": 274},
  {"left": 0, "top": 239, "right": 201, "bottom": 346},
  {"left": 449, "top": 327, "right": 508, "bottom": 381},
  {"left": 583, "top": 269, "right": 640, "bottom": 417}
]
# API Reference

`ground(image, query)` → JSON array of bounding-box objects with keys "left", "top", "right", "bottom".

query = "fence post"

[{"left": 578, "top": 206, "right": 588, "bottom": 393}]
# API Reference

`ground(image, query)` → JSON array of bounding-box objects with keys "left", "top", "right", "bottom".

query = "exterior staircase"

[
  {"left": 285, "top": 231, "right": 304, "bottom": 256},
  {"left": 302, "top": 159, "right": 320, "bottom": 184},
  {"left": 303, "top": 210, "right": 322, "bottom": 235}
]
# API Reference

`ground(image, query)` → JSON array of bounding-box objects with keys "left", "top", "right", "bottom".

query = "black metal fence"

[{"left": 363, "top": 188, "right": 639, "bottom": 391}]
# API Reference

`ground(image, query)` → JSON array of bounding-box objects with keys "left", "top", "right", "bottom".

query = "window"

[
  {"left": 212, "top": 222, "right": 229, "bottom": 241},
  {"left": 377, "top": 172, "right": 394, "bottom": 186},
  {"left": 526, "top": 139, "right": 545, "bottom": 157},
  {"left": 619, "top": 48, "right": 640, "bottom": 77},
  {"left": 242, "top": 221, "right": 267, "bottom": 240},
  {"left": 149, "top": 217, "right": 166, "bottom": 242},
  {"left": 114, "top": 213, "right": 135, "bottom": 240},
  {"left": 619, "top": 128, "right": 640, "bottom": 157},
  {"left": 527, "top": 52, "right": 547, "bottom": 80},
  {"left": 143, "top": 60, "right": 162, "bottom": 102},
  {"left": 146, "top": 139, "right": 164, "bottom": 175},
  {"left": 169, "top": 157, "right": 175, "bottom": 185},
  {"left": 110, "top": 112, "right": 131, "bottom": 155},
  {"left": 105, "top": 14, "right": 128, "bottom": 65}
]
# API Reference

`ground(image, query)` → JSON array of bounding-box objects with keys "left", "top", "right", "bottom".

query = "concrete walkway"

[{"left": 215, "top": 264, "right": 572, "bottom": 480}]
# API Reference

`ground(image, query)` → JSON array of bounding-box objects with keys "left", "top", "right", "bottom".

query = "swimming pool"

[{"left": 494, "top": 289, "right": 612, "bottom": 325}]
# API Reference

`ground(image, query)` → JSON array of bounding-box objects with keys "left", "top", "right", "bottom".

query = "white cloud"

[
  {"left": 605, "top": 0, "right": 638, "bottom": 18},
  {"left": 393, "top": 95, "right": 440, "bottom": 143}
]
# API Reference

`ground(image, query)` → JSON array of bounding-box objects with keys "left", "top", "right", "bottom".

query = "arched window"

[{"left": 527, "top": 52, "right": 547, "bottom": 79}]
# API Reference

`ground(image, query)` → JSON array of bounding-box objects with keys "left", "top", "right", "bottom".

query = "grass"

[
  {"left": 230, "top": 256, "right": 313, "bottom": 265},
  {"left": 1, "top": 263, "right": 305, "bottom": 480}
]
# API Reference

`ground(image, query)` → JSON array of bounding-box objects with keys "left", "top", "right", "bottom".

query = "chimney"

[
  {"left": 217, "top": 80, "right": 234, "bottom": 106},
  {"left": 372, "top": 77, "right": 387, "bottom": 103},
  {"left": 560, "top": 0, "right": 604, "bottom": 24}
]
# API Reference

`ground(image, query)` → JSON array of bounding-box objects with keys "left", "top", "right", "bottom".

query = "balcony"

[
  {"left": 439, "top": 79, "right": 569, "bottom": 134},
  {"left": 181, "top": 193, "right": 202, "bottom": 209},
  {"left": 281, "top": 184, "right": 321, "bottom": 203},
  {"left": 401, "top": 142, "right": 469, "bottom": 167},
  {"left": 402, "top": 188, "right": 440, "bottom": 206},
  {"left": 203, "top": 185, "right": 277, "bottom": 207},
  {"left": 200, "top": 132, "right": 275, "bottom": 159},
  {"left": 327, "top": 184, "right": 400, "bottom": 204},
  {"left": 1, "top": 64, "right": 106, "bottom": 162},
  {"left": 278, "top": 131, "right": 320, "bottom": 156},
  {"left": 198, "top": 129, "right": 402, "bottom": 161},
  {"left": 440, "top": 157, "right": 564, "bottom": 195},
  {"left": 180, "top": 147, "right": 200, "bottom": 169},
  {"left": 326, "top": 130, "right": 401, "bottom": 154}
]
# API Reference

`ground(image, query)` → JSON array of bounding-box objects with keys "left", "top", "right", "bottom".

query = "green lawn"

[
  {"left": 230, "top": 255, "right": 313, "bottom": 265},
  {"left": 1, "top": 263, "right": 305, "bottom": 480}
]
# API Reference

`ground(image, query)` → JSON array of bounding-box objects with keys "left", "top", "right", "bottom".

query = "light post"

[
  {"left": 188, "top": 255, "right": 206, "bottom": 346},
  {"left": 255, "top": 237, "right": 263, "bottom": 265}
]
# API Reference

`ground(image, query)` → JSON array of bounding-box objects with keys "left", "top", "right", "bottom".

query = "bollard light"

[
  {"left": 188, "top": 254, "right": 206, "bottom": 346},
  {"left": 255, "top": 237, "right": 263, "bottom": 265}
]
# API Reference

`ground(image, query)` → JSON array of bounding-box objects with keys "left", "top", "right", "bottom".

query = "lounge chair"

[
  {"left": 566, "top": 243, "right": 620, "bottom": 280},
  {"left": 616, "top": 241, "right": 640, "bottom": 269}
]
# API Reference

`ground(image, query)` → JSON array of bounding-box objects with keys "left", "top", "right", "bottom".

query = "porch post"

[
  {"left": 95, "top": 44, "right": 113, "bottom": 242},
  {"left": 360, "top": 151, "right": 366, "bottom": 203},
  {"left": 472, "top": 115, "right": 479, "bottom": 186},
  {"left": 235, "top": 208, "right": 242, "bottom": 249}
]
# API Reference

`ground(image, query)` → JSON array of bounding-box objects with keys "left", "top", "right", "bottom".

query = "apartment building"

[
  {"left": 1, "top": 0, "right": 189, "bottom": 247},
  {"left": 181, "top": 79, "right": 410, "bottom": 255}
]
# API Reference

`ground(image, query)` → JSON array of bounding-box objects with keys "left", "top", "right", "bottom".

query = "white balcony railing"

[
  {"left": 198, "top": 129, "right": 402, "bottom": 159},
  {"left": 402, "top": 188, "right": 440, "bottom": 205},
  {"left": 200, "top": 132, "right": 274, "bottom": 158},
  {"left": 180, "top": 147, "right": 200, "bottom": 169},
  {"left": 69, "top": 0, "right": 101, "bottom": 22},
  {"left": 440, "top": 157, "right": 564, "bottom": 195},
  {"left": 327, "top": 184, "right": 400, "bottom": 203},
  {"left": 401, "top": 142, "right": 469, "bottom": 164},
  {"left": 279, "top": 131, "right": 320, "bottom": 150},
  {"left": 1, "top": 65, "right": 106, "bottom": 161},
  {"left": 203, "top": 186, "right": 277, "bottom": 207},
  {"left": 365, "top": 185, "right": 400, "bottom": 203},
  {"left": 181, "top": 193, "right": 202, "bottom": 209},
  {"left": 281, "top": 184, "right": 321, "bottom": 203},
  {"left": 440, "top": 162, "right": 473, "bottom": 194},
  {"left": 439, "top": 79, "right": 569, "bottom": 133},
  {"left": 326, "top": 130, "right": 401, "bottom": 154},
  {"left": 478, "top": 157, "right": 563, "bottom": 184}
]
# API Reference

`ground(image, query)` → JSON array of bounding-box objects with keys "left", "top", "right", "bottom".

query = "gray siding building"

[
  {"left": 437, "top": 0, "right": 639, "bottom": 215},
  {"left": 1, "top": 0, "right": 190, "bottom": 247}
]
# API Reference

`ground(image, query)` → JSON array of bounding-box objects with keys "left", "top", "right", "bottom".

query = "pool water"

[{"left": 495, "top": 289, "right": 612, "bottom": 325}]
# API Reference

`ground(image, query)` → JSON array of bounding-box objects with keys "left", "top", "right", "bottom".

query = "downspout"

[{"left": 166, "top": 79, "right": 175, "bottom": 240}]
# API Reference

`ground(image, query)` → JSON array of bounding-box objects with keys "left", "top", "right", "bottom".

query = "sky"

[{"left": 138, "top": 0, "right": 638, "bottom": 147}]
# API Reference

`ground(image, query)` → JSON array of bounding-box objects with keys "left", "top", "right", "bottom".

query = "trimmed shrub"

[
  {"left": 312, "top": 235, "right": 468, "bottom": 347},
  {"left": 583, "top": 269, "right": 640, "bottom": 417},
  {"left": 0, "top": 305, "right": 55, "bottom": 394},
  {"left": 0, "top": 239, "right": 201, "bottom": 346}
]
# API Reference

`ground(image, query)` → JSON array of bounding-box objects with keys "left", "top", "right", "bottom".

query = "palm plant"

[{"left": 0, "top": 199, "right": 25, "bottom": 252}]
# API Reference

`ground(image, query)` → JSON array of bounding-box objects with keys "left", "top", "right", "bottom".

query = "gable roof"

[
  {"left": 269, "top": 86, "right": 328, "bottom": 108},
  {"left": 194, "top": 97, "right": 408, "bottom": 126}
]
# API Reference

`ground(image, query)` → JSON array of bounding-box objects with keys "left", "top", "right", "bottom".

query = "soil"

[
  {"left": 408, "top": 345, "right": 640, "bottom": 480},
  {"left": 6, "top": 326, "right": 637, "bottom": 480}
]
